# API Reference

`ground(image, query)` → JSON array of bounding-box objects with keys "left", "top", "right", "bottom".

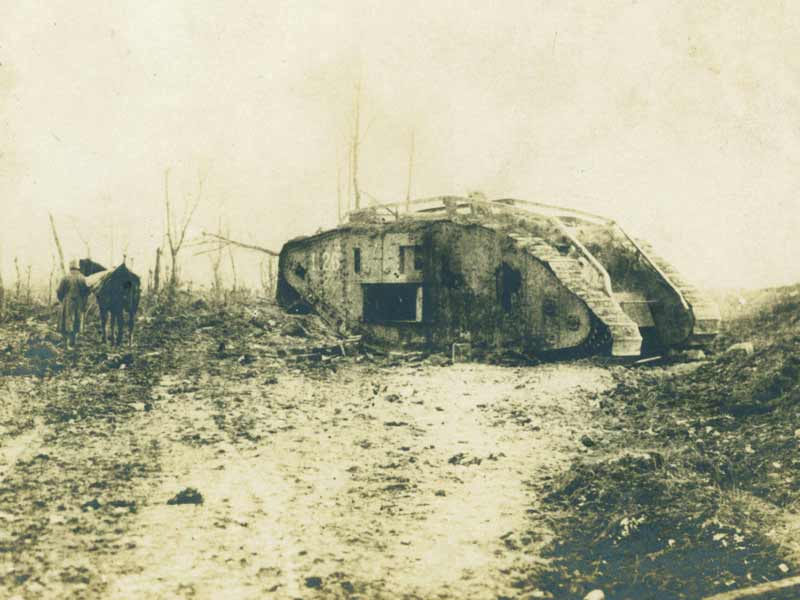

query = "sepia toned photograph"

[{"left": 1, "top": 2, "right": 799, "bottom": 599}]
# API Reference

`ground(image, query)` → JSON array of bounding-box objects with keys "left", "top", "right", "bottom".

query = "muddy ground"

[{"left": 1, "top": 291, "right": 799, "bottom": 599}]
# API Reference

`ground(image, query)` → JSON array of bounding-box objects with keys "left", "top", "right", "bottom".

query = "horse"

[{"left": 79, "top": 259, "right": 141, "bottom": 346}]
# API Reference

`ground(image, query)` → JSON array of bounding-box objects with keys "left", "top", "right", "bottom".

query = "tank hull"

[{"left": 278, "top": 197, "right": 720, "bottom": 358}]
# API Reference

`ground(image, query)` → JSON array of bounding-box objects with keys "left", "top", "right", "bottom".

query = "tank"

[{"left": 277, "top": 196, "right": 720, "bottom": 358}]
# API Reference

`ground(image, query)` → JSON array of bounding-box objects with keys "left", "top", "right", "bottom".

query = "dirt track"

[
  {"left": 108, "top": 362, "right": 612, "bottom": 599},
  {"left": 0, "top": 316, "right": 615, "bottom": 599}
]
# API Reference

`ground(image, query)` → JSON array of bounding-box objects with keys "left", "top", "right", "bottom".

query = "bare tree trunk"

[
  {"left": 14, "top": 257, "right": 21, "bottom": 298},
  {"left": 346, "top": 143, "right": 353, "bottom": 213},
  {"left": 405, "top": 129, "right": 415, "bottom": 211},
  {"left": 109, "top": 220, "right": 115, "bottom": 266},
  {"left": 164, "top": 168, "right": 177, "bottom": 287},
  {"left": 267, "top": 256, "right": 275, "bottom": 296},
  {"left": 0, "top": 244, "right": 5, "bottom": 318},
  {"left": 48, "top": 254, "right": 55, "bottom": 303},
  {"left": 199, "top": 233, "right": 278, "bottom": 256},
  {"left": 210, "top": 256, "right": 222, "bottom": 300},
  {"left": 259, "top": 258, "right": 276, "bottom": 298},
  {"left": 49, "top": 213, "right": 66, "bottom": 276},
  {"left": 228, "top": 246, "right": 237, "bottom": 292},
  {"left": 170, "top": 248, "right": 178, "bottom": 287},
  {"left": 223, "top": 222, "right": 237, "bottom": 293},
  {"left": 153, "top": 247, "right": 162, "bottom": 294},
  {"left": 337, "top": 163, "right": 342, "bottom": 225},
  {"left": 209, "top": 220, "right": 223, "bottom": 301},
  {"left": 351, "top": 80, "right": 361, "bottom": 210},
  {"left": 25, "top": 266, "right": 31, "bottom": 304},
  {"left": 75, "top": 225, "right": 91, "bottom": 258},
  {"left": 164, "top": 166, "right": 204, "bottom": 289}
]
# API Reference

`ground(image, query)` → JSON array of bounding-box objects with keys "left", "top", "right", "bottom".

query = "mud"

[
  {"left": 0, "top": 297, "right": 614, "bottom": 599},
  {"left": 3, "top": 288, "right": 798, "bottom": 599}
]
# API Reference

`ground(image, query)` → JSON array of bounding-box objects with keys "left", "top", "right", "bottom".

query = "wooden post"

[{"left": 49, "top": 213, "right": 66, "bottom": 275}]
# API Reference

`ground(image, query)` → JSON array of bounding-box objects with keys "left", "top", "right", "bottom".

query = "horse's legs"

[
  {"left": 127, "top": 310, "right": 136, "bottom": 347},
  {"left": 100, "top": 308, "right": 108, "bottom": 343},
  {"left": 114, "top": 311, "right": 124, "bottom": 346},
  {"left": 109, "top": 310, "right": 116, "bottom": 346}
]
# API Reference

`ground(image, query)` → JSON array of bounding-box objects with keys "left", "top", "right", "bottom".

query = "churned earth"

[
  {"left": 0, "top": 296, "right": 617, "bottom": 599},
  {"left": 3, "top": 289, "right": 800, "bottom": 599},
  {"left": 105, "top": 360, "right": 613, "bottom": 600}
]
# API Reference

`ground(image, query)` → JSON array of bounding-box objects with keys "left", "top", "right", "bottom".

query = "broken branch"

[{"left": 200, "top": 232, "right": 279, "bottom": 257}]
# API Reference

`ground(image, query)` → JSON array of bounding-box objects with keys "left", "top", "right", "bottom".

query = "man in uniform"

[{"left": 57, "top": 260, "right": 90, "bottom": 348}]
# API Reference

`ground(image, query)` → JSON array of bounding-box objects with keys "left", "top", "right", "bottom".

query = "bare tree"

[
  {"left": 346, "top": 80, "right": 379, "bottom": 212},
  {"left": 405, "top": 129, "right": 415, "bottom": 211},
  {"left": 48, "top": 254, "right": 55, "bottom": 303},
  {"left": 153, "top": 247, "right": 162, "bottom": 294},
  {"left": 14, "top": 257, "right": 21, "bottom": 298},
  {"left": 164, "top": 167, "right": 205, "bottom": 287},
  {"left": 108, "top": 213, "right": 115, "bottom": 266},
  {"left": 197, "top": 232, "right": 278, "bottom": 257},
  {"left": 267, "top": 256, "right": 275, "bottom": 293},
  {"left": 351, "top": 80, "right": 362, "bottom": 210},
  {"left": 220, "top": 222, "right": 237, "bottom": 293},
  {"left": 345, "top": 142, "right": 353, "bottom": 213},
  {"left": 72, "top": 220, "right": 91, "bottom": 258},
  {"left": 258, "top": 256, "right": 278, "bottom": 298},
  {"left": 0, "top": 243, "right": 5, "bottom": 318},
  {"left": 259, "top": 259, "right": 268, "bottom": 297},
  {"left": 337, "top": 159, "right": 343, "bottom": 224},
  {"left": 208, "top": 220, "right": 224, "bottom": 302},
  {"left": 227, "top": 245, "right": 237, "bottom": 293},
  {"left": 49, "top": 213, "right": 66, "bottom": 276}
]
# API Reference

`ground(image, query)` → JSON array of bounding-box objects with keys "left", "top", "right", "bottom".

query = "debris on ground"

[
  {"left": 726, "top": 341, "right": 754, "bottom": 356},
  {"left": 537, "top": 284, "right": 800, "bottom": 599},
  {"left": 167, "top": 487, "right": 204, "bottom": 506},
  {"left": 2, "top": 284, "right": 799, "bottom": 598}
]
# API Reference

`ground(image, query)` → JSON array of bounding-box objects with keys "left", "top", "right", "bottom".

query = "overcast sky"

[{"left": 2, "top": 1, "right": 798, "bottom": 290}]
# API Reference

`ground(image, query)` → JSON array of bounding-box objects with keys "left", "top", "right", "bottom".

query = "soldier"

[{"left": 57, "top": 260, "right": 90, "bottom": 348}]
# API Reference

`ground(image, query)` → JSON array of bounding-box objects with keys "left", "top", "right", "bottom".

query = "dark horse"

[{"left": 79, "top": 259, "right": 141, "bottom": 346}]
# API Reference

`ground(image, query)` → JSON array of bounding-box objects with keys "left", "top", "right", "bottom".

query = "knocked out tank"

[{"left": 277, "top": 196, "right": 720, "bottom": 358}]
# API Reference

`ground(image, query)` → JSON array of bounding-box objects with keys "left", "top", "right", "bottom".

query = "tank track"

[
  {"left": 634, "top": 239, "right": 721, "bottom": 345},
  {"left": 486, "top": 224, "right": 643, "bottom": 357}
]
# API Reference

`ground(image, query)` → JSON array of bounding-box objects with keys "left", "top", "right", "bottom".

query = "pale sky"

[{"left": 1, "top": 1, "right": 799, "bottom": 291}]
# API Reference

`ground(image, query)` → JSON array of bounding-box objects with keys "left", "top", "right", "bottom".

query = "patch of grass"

[
  {"left": 538, "top": 449, "right": 792, "bottom": 599},
  {"left": 536, "top": 292, "right": 800, "bottom": 598}
]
